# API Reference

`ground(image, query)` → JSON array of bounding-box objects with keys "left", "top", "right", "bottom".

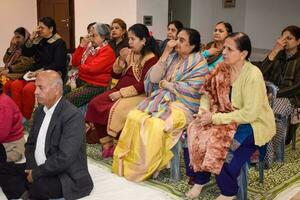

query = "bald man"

[{"left": 0, "top": 70, "right": 93, "bottom": 199}]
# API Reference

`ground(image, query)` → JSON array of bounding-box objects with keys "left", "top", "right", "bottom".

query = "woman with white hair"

[{"left": 65, "top": 23, "right": 116, "bottom": 107}]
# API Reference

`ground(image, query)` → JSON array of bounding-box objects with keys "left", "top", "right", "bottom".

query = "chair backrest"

[
  {"left": 257, "top": 81, "right": 278, "bottom": 161},
  {"left": 63, "top": 53, "right": 72, "bottom": 84},
  {"left": 156, "top": 39, "right": 163, "bottom": 47},
  {"left": 66, "top": 53, "right": 72, "bottom": 68},
  {"left": 265, "top": 81, "right": 278, "bottom": 108}
]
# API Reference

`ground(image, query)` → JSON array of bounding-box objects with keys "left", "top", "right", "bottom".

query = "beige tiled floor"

[
  {"left": 291, "top": 191, "right": 300, "bottom": 200},
  {"left": 0, "top": 159, "right": 177, "bottom": 200},
  {"left": 274, "top": 183, "right": 300, "bottom": 200}
]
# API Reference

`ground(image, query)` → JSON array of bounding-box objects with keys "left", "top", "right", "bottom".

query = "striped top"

[{"left": 137, "top": 52, "right": 208, "bottom": 120}]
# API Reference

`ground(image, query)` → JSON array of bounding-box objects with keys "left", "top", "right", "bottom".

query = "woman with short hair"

[{"left": 65, "top": 23, "right": 115, "bottom": 107}]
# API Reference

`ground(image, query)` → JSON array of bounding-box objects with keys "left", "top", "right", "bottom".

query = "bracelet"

[
  {"left": 119, "top": 90, "right": 123, "bottom": 97},
  {"left": 159, "top": 80, "right": 164, "bottom": 89}
]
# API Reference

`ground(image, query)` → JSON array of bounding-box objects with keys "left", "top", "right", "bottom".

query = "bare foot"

[
  {"left": 85, "top": 122, "right": 95, "bottom": 133},
  {"left": 185, "top": 184, "right": 204, "bottom": 199},
  {"left": 85, "top": 122, "right": 91, "bottom": 133},
  {"left": 215, "top": 195, "right": 234, "bottom": 200}
]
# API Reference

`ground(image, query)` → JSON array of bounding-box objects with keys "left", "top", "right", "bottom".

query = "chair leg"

[
  {"left": 236, "top": 163, "right": 249, "bottom": 200},
  {"left": 259, "top": 160, "right": 264, "bottom": 184},
  {"left": 170, "top": 140, "right": 181, "bottom": 180},
  {"left": 292, "top": 128, "right": 297, "bottom": 150},
  {"left": 279, "top": 137, "right": 285, "bottom": 162}
]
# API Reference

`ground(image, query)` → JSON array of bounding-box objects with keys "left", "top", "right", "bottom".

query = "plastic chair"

[
  {"left": 63, "top": 53, "right": 72, "bottom": 84},
  {"left": 170, "top": 139, "right": 182, "bottom": 180},
  {"left": 237, "top": 81, "right": 278, "bottom": 199},
  {"left": 292, "top": 127, "right": 297, "bottom": 150}
]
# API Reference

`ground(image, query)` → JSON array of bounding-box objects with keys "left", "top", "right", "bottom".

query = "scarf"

[
  {"left": 137, "top": 52, "right": 208, "bottom": 120},
  {"left": 4, "top": 29, "right": 30, "bottom": 68},
  {"left": 81, "top": 41, "right": 109, "bottom": 64},
  {"left": 202, "top": 41, "right": 223, "bottom": 65},
  {"left": 187, "top": 62, "right": 238, "bottom": 174}
]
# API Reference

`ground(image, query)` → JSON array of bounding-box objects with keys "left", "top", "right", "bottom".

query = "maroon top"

[
  {"left": 0, "top": 93, "right": 24, "bottom": 143},
  {"left": 86, "top": 56, "right": 158, "bottom": 125}
]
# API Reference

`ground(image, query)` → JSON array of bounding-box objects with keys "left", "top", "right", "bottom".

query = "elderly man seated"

[{"left": 0, "top": 70, "right": 93, "bottom": 199}]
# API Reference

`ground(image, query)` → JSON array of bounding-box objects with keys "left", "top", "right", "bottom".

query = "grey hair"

[
  {"left": 51, "top": 78, "right": 63, "bottom": 89},
  {"left": 39, "top": 70, "right": 63, "bottom": 94},
  {"left": 94, "top": 23, "right": 110, "bottom": 41},
  {"left": 48, "top": 77, "right": 63, "bottom": 96}
]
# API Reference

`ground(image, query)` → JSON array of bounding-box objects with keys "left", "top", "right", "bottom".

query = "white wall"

[
  {"left": 136, "top": 0, "right": 168, "bottom": 40},
  {"left": 191, "top": 0, "right": 246, "bottom": 45},
  {"left": 211, "top": 0, "right": 246, "bottom": 34},
  {"left": 2, "top": 0, "right": 300, "bottom": 63},
  {"left": 191, "top": 0, "right": 214, "bottom": 44},
  {"left": 191, "top": 0, "right": 300, "bottom": 50},
  {"left": 244, "top": 0, "right": 300, "bottom": 49},
  {"left": 0, "top": 0, "right": 37, "bottom": 66},
  {"left": 74, "top": 0, "right": 137, "bottom": 46}
]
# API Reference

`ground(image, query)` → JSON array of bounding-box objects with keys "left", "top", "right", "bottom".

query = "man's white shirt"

[{"left": 34, "top": 97, "right": 62, "bottom": 166}]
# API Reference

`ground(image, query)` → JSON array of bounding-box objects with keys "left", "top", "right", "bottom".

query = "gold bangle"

[{"left": 159, "top": 80, "right": 164, "bottom": 89}]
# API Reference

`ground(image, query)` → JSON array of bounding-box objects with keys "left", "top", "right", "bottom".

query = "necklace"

[
  {"left": 286, "top": 52, "right": 295, "bottom": 59},
  {"left": 286, "top": 49, "right": 298, "bottom": 59},
  {"left": 130, "top": 53, "right": 144, "bottom": 82}
]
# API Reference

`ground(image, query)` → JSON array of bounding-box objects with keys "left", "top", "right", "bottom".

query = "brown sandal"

[{"left": 86, "top": 123, "right": 99, "bottom": 144}]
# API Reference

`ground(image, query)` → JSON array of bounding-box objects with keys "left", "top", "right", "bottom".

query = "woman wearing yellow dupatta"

[{"left": 112, "top": 28, "right": 209, "bottom": 181}]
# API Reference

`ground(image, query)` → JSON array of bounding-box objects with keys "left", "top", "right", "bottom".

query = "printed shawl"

[
  {"left": 187, "top": 62, "right": 238, "bottom": 175},
  {"left": 137, "top": 52, "right": 208, "bottom": 120},
  {"left": 4, "top": 29, "right": 30, "bottom": 68}
]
